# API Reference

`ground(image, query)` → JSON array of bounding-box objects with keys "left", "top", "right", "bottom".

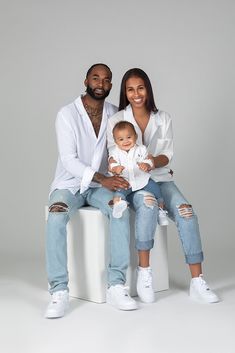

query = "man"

[{"left": 45, "top": 64, "right": 158, "bottom": 318}]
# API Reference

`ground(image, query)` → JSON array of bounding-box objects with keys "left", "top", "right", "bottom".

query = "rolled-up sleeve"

[
  {"left": 151, "top": 113, "right": 173, "bottom": 163},
  {"left": 161, "top": 115, "right": 173, "bottom": 162}
]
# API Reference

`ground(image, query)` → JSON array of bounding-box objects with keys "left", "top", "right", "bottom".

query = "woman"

[{"left": 107, "top": 68, "right": 219, "bottom": 304}]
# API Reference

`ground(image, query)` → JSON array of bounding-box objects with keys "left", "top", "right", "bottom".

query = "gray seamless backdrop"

[{"left": 0, "top": 0, "right": 234, "bottom": 282}]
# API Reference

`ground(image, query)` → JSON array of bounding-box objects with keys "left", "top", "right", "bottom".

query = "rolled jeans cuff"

[
  {"left": 185, "top": 251, "right": 204, "bottom": 264},
  {"left": 136, "top": 239, "right": 154, "bottom": 251}
]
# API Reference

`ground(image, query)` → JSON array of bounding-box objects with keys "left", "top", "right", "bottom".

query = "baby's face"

[{"left": 114, "top": 127, "right": 137, "bottom": 151}]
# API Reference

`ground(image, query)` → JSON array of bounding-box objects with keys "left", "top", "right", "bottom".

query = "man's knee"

[{"left": 49, "top": 202, "right": 69, "bottom": 213}]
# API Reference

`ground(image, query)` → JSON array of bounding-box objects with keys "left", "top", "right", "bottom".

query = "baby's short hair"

[{"left": 112, "top": 121, "right": 137, "bottom": 136}]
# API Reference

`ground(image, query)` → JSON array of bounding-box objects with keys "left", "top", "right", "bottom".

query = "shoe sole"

[
  {"left": 138, "top": 297, "right": 155, "bottom": 304},
  {"left": 45, "top": 303, "right": 69, "bottom": 319},
  {"left": 106, "top": 296, "right": 138, "bottom": 311},
  {"left": 189, "top": 292, "right": 219, "bottom": 304}
]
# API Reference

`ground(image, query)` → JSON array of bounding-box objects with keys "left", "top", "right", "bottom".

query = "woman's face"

[{"left": 125, "top": 76, "right": 148, "bottom": 109}]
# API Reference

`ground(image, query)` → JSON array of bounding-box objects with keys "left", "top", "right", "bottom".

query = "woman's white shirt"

[{"left": 107, "top": 105, "right": 174, "bottom": 182}]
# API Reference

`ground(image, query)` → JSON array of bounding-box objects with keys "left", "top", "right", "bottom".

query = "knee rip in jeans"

[
  {"left": 177, "top": 204, "right": 193, "bottom": 218},
  {"left": 137, "top": 191, "right": 158, "bottom": 209},
  {"left": 49, "top": 202, "right": 69, "bottom": 212}
]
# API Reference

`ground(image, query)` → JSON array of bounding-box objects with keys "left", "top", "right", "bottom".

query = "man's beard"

[{"left": 86, "top": 85, "right": 111, "bottom": 101}]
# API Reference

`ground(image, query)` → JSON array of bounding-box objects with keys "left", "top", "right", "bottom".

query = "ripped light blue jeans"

[
  {"left": 158, "top": 181, "right": 204, "bottom": 264},
  {"left": 46, "top": 187, "right": 157, "bottom": 293}
]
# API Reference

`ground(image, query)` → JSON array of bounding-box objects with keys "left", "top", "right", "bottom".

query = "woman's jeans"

[
  {"left": 114, "top": 178, "right": 163, "bottom": 204},
  {"left": 158, "top": 181, "right": 204, "bottom": 264},
  {"left": 46, "top": 187, "right": 157, "bottom": 293}
]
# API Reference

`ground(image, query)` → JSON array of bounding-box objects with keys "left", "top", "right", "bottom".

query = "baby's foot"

[{"left": 113, "top": 200, "right": 128, "bottom": 218}]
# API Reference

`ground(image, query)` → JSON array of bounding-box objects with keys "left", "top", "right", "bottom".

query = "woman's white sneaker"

[
  {"left": 189, "top": 275, "right": 219, "bottom": 303},
  {"left": 137, "top": 266, "right": 155, "bottom": 303},
  {"left": 106, "top": 284, "right": 138, "bottom": 310},
  {"left": 45, "top": 290, "right": 69, "bottom": 318}
]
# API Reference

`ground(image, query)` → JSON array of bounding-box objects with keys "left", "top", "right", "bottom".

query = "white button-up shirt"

[
  {"left": 50, "top": 95, "right": 118, "bottom": 195},
  {"left": 109, "top": 144, "right": 153, "bottom": 191},
  {"left": 107, "top": 105, "right": 174, "bottom": 182}
]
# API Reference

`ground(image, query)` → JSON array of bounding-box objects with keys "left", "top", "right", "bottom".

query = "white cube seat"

[{"left": 45, "top": 206, "right": 169, "bottom": 303}]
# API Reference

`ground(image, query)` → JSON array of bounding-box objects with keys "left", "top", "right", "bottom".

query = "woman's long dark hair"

[{"left": 118, "top": 68, "right": 158, "bottom": 113}]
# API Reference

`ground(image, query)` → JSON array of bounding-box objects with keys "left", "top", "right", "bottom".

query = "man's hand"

[
  {"left": 93, "top": 172, "right": 129, "bottom": 191},
  {"left": 137, "top": 162, "right": 151, "bottom": 172},
  {"left": 100, "top": 175, "right": 130, "bottom": 191}
]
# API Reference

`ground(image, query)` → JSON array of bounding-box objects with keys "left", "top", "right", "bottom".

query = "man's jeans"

[
  {"left": 159, "top": 181, "right": 204, "bottom": 264},
  {"left": 46, "top": 187, "right": 158, "bottom": 293}
]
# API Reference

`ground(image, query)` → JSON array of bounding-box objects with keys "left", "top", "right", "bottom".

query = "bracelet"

[{"left": 109, "top": 162, "right": 120, "bottom": 169}]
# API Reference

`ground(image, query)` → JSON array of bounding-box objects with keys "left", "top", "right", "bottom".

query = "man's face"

[{"left": 85, "top": 65, "right": 112, "bottom": 100}]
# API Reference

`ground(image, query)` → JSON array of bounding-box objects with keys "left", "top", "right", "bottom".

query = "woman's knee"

[{"left": 132, "top": 191, "right": 158, "bottom": 210}]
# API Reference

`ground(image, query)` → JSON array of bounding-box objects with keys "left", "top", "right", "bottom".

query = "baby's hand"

[
  {"left": 138, "top": 162, "right": 151, "bottom": 172},
  {"left": 112, "top": 165, "right": 125, "bottom": 175}
]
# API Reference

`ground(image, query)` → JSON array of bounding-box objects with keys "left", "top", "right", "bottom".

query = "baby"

[{"left": 109, "top": 121, "right": 168, "bottom": 225}]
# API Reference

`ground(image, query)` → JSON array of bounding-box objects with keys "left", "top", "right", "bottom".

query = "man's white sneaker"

[
  {"left": 106, "top": 284, "right": 138, "bottom": 310},
  {"left": 189, "top": 275, "right": 219, "bottom": 303},
  {"left": 158, "top": 207, "right": 169, "bottom": 226},
  {"left": 45, "top": 290, "right": 69, "bottom": 318},
  {"left": 113, "top": 200, "right": 128, "bottom": 218},
  {"left": 137, "top": 266, "right": 155, "bottom": 303}
]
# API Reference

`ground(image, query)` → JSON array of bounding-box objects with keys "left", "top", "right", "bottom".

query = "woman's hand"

[{"left": 147, "top": 154, "right": 169, "bottom": 169}]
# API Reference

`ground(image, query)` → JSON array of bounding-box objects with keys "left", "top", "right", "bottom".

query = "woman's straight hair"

[{"left": 119, "top": 68, "right": 158, "bottom": 113}]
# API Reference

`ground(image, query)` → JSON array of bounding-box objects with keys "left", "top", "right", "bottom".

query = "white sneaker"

[
  {"left": 113, "top": 200, "right": 128, "bottom": 218},
  {"left": 158, "top": 207, "right": 169, "bottom": 226},
  {"left": 45, "top": 290, "right": 69, "bottom": 318},
  {"left": 137, "top": 266, "right": 155, "bottom": 303},
  {"left": 106, "top": 284, "right": 138, "bottom": 310},
  {"left": 189, "top": 275, "right": 219, "bottom": 303}
]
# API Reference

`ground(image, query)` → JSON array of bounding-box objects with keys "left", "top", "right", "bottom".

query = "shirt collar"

[{"left": 125, "top": 104, "right": 163, "bottom": 126}]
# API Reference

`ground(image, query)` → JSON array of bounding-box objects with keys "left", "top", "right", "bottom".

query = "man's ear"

[{"left": 84, "top": 78, "right": 88, "bottom": 87}]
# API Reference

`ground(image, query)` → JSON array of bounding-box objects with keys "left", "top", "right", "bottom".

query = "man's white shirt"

[{"left": 50, "top": 95, "right": 118, "bottom": 195}]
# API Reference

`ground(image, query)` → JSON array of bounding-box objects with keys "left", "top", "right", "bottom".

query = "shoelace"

[
  {"left": 140, "top": 269, "right": 152, "bottom": 288},
  {"left": 115, "top": 285, "right": 131, "bottom": 297},
  {"left": 198, "top": 275, "right": 210, "bottom": 291},
  {"left": 52, "top": 291, "right": 66, "bottom": 303}
]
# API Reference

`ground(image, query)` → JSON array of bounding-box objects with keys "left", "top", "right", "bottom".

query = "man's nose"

[{"left": 97, "top": 79, "right": 103, "bottom": 87}]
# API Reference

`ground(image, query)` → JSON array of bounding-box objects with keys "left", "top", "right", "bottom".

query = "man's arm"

[{"left": 56, "top": 111, "right": 92, "bottom": 178}]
